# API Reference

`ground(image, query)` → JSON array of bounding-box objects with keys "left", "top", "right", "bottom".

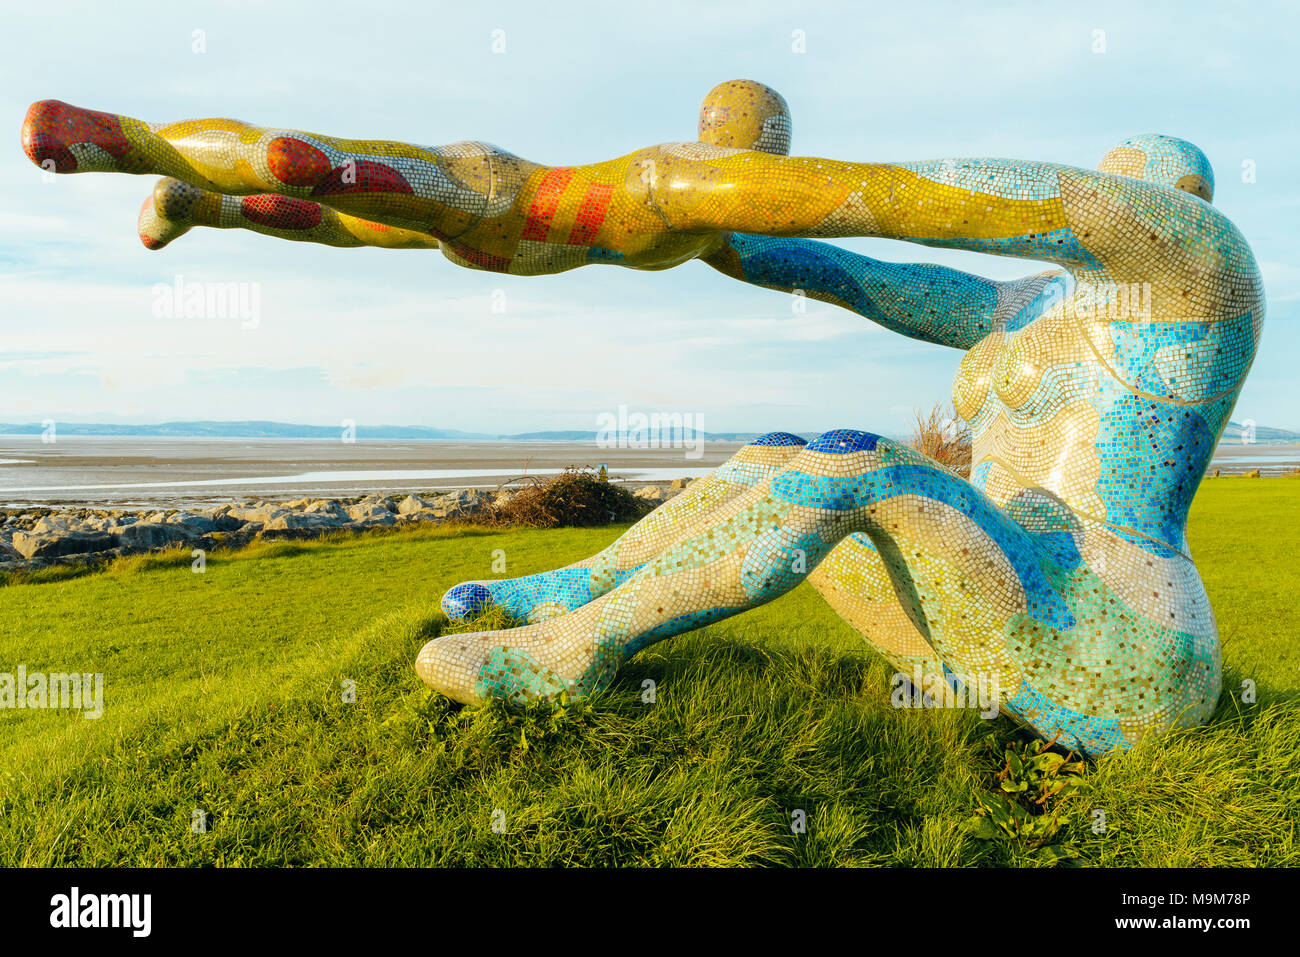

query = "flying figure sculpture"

[{"left": 21, "top": 79, "right": 1263, "bottom": 756}]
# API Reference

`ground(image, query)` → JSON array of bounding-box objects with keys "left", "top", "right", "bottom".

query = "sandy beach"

[
  {"left": 0, "top": 436, "right": 744, "bottom": 508},
  {"left": 1, "top": 435, "right": 1295, "bottom": 509}
]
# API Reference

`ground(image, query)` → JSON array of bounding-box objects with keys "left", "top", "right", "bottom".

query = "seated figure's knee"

[
  {"left": 805, "top": 429, "right": 885, "bottom": 454},
  {"left": 715, "top": 431, "right": 808, "bottom": 486},
  {"left": 748, "top": 431, "right": 807, "bottom": 448}
]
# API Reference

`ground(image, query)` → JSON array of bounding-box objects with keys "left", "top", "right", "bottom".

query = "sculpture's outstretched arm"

[
  {"left": 702, "top": 233, "right": 1068, "bottom": 350},
  {"left": 677, "top": 154, "right": 1115, "bottom": 269},
  {"left": 137, "top": 178, "right": 440, "bottom": 251}
]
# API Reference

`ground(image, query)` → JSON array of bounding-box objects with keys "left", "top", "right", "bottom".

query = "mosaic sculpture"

[{"left": 22, "top": 80, "right": 1263, "bottom": 756}]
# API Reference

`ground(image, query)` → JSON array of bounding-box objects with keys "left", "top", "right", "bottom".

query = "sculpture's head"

[
  {"left": 698, "top": 80, "right": 792, "bottom": 155},
  {"left": 1097, "top": 134, "right": 1215, "bottom": 203}
]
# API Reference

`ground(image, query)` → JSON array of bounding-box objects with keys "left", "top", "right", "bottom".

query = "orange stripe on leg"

[{"left": 565, "top": 183, "right": 614, "bottom": 246}]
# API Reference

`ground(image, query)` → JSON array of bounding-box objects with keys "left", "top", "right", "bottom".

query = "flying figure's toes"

[{"left": 21, "top": 99, "right": 132, "bottom": 174}]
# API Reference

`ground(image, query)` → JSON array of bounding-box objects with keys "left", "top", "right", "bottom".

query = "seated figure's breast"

[
  {"left": 958, "top": 312, "right": 1107, "bottom": 519},
  {"left": 953, "top": 331, "right": 1002, "bottom": 422}
]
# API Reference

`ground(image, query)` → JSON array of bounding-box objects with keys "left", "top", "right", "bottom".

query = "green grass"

[{"left": 0, "top": 480, "right": 1297, "bottom": 866}]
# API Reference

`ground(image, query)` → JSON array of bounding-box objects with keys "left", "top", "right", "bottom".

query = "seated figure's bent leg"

[
  {"left": 138, "top": 178, "right": 442, "bottom": 251},
  {"left": 417, "top": 429, "right": 1219, "bottom": 757},
  {"left": 441, "top": 432, "right": 809, "bottom": 622},
  {"left": 418, "top": 429, "right": 1020, "bottom": 702},
  {"left": 20, "top": 100, "right": 494, "bottom": 237},
  {"left": 808, "top": 532, "right": 947, "bottom": 685}
]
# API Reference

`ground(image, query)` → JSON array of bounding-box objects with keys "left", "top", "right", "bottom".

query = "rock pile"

[{"left": 0, "top": 481, "right": 692, "bottom": 573}]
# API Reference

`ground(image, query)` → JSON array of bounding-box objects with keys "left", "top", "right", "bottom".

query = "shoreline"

[
  {"left": 0, "top": 436, "right": 744, "bottom": 509},
  {"left": 2, "top": 436, "right": 1296, "bottom": 514},
  {"left": 0, "top": 479, "right": 696, "bottom": 575}
]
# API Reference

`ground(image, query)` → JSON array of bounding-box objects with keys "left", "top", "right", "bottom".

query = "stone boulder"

[
  {"left": 634, "top": 485, "right": 669, "bottom": 504},
  {"left": 12, "top": 529, "right": 118, "bottom": 560},
  {"left": 229, "top": 504, "right": 289, "bottom": 524},
  {"left": 195, "top": 506, "right": 245, "bottom": 531},
  {"left": 396, "top": 494, "right": 429, "bottom": 515},
  {"left": 115, "top": 522, "right": 201, "bottom": 550},
  {"left": 301, "top": 499, "right": 350, "bottom": 520},
  {"left": 169, "top": 511, "right": 220, "bottom": 533},
  {"left": 263, "top": 512, "right": 345, "bottom": 531},
  {"left": 427, "top": 489, "right": 490, "bottom": 519},
  {"left": 669, "top": 477, "right": 697, "bottom": 490},
  {"left": 31, "top": 514, "right": 81, "bottom": 534},
  {"left": 345, "top": 503, "right": 397, "bottom": 526}
]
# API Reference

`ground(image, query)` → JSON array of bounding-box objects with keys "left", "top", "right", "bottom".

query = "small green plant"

[
  {"left": 480, "top": 691, "right": 595, "bottom": 754},
  {"left": 964, "top": 731, "right": 1086, "bottom": 863}
]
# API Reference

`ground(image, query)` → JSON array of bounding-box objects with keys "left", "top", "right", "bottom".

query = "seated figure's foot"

[
  {"left": 138, "top": 177, "right": 207, "bottom": 249},
  {"left": 441, "top": 565, "right": 617, "bottom": 624},
  {"left": 21, "top": 100, "right": 134, "bottom": 173},
  {"left": 416, "top": 616, "right": 619, "bottom": 706}
]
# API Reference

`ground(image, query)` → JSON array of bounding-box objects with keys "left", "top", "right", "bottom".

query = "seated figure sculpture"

[{"left": 21, "top": 80, "right": 1263, "bottom": 757}]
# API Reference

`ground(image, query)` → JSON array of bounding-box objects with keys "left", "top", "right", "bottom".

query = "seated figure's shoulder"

[
  {"left": 993, "top": 269, "right": 1072, "bottom": 333},
  {"left": 1058, "top": 168, "right": 1261, "bottom": 313},
  {"left": 1058, "top": 166, "right": 1248, "bottom": 258}
]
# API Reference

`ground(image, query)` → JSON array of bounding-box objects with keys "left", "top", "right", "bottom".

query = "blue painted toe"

[{"left": 441, "top": 581, "right": 493, "bottom": 620}]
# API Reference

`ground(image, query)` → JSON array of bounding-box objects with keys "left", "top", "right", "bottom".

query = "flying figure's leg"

[
  {"left": 138, "top": 178, "right": 441, "bottom": 250},
  {"left": 441, "top": 433, "right": 809, "bottom": 622},
  {"left": 21, "top": 99, "right": 502, "bottom": 238}
]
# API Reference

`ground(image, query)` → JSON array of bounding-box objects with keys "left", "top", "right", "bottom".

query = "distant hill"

[
  {"left": 0, "top": 421, "right": 808, "bottom": 442},
  {"left": 1221, "top": 421, "right": 1300, "bottom": 444},
  {"left": 0, "top": 421, "right": 489, "bottom": 440}
]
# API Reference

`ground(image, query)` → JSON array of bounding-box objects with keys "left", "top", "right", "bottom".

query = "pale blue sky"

[{"left": 2, "top": 0, "right": 1296, "bottom": 434}]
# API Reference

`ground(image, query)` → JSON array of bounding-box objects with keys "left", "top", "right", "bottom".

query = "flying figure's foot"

[
  {"left": 21, "top": 99, "right": 136, "bottom": 174},
  {"left": 137, "top": 177, "right": 207, "bottom": 249},
  {"left": 441, "top": 565, "right": 612, "bottom": 624}
]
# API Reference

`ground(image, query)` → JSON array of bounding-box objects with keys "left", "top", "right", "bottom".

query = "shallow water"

[
  {"left": 0, "top": 435, "right": 1293, "bottom": 509},
  {"left": 0, "top": 436, "right": 742, "bottom": 508}
]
